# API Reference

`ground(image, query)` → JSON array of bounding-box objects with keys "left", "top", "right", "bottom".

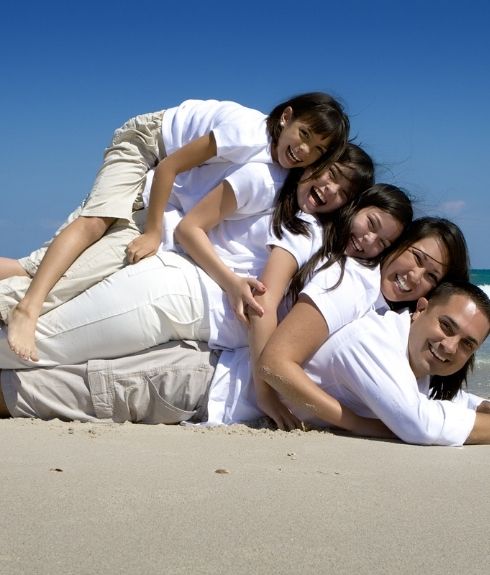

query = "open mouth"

[
  {"left": 394, "top": 274, "right": 410, "bottom": 293},
  {"left": 287, "top": 146, "right": 301, "bottom": 164},
  {"left": 429, "top": 343, "right": 448, "bottom": 362},
  {"left": 350, "top": 235, "right": 362, "bottom": 253},
  {"left": 309, "top": 186, "right": 326, "bottom": 207}
]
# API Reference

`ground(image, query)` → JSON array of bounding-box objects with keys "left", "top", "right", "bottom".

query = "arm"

[
  {"left": 248, "top": 247, "right": 303, "bottom": 430},
  {"left": 258, "top": 298, "right": 393, "bottom": 438},
  {"left": 174, "top": 182, "right": 266, "bottom": 324},
  {"left": 126, "top": 134, "right": 217, "bottom": 263},
  {"left": 465, "top": 412, "right": 490, "bottom": 443}
]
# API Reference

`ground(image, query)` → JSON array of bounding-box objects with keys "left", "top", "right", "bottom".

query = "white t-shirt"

[
  {"left": 298, "top": 309, "right": 476, "bottom": 446},
  {"left": 162, "top": 99, "right": 273, "bottom": 164},
  {"left": 301, "top": 258, "right": 381, "bottom": 335},
  {"left": 160, "top": 99, "right": 275, "bottom": 212},
  {"left": 143, "top": 161, "right": 287, "bottom": 230}
]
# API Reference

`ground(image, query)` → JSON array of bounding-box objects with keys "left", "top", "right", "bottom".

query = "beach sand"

[{"left": 1, "top": 418, "right": 489, "bottom": 574}]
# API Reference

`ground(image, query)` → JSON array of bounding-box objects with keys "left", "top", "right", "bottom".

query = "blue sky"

[{"left": 1, "top": 0, "right": 489, "bottom": 266}]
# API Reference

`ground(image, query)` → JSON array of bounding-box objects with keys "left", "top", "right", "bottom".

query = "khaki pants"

[
  {"left": 0, "top": 209, "right": 146, "bottom": 323},
  {"left": 0, "top": 341, "right": 218, "bottom": 423}
]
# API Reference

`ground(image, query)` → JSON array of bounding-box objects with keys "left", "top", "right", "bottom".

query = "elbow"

[{"left": 174, "top": 219, "right": 188, "bottom": 246}]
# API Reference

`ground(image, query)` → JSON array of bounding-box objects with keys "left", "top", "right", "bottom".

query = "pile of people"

[{"left": 0, "top": 93, "right": 489, "bottom": 446}]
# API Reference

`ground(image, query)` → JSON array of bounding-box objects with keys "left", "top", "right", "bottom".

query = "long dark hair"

[
  {"left": 288, "top": 184, "right": 413, "bottom": 302},
  {"left": 381, "top": 217, "right": 470, "bottom": 287},
  {"left": 426, "top": 282, "right": 490, "bottom": 400},
  {"left": 272, "top": 142, "right": 375, "bottom": 240},
  {"left": 266, "top": 92, "right": 350, "bottom": 177}
]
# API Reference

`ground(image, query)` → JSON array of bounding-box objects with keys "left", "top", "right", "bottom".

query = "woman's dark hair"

[
  {"left": 288, "top": 183, "right": 413, "bottom": 302},
  {"left": 272, "top": 142, "right": 375, "bottom": 240},
  {"left": 427, "top": 281, "right": 490, "bottom": 400},
  {"left": 266, "top": 92, "right": 350, "bottom": 177},
  {"left": 381, "top": 217, "right": 470, "bottom": 303}
]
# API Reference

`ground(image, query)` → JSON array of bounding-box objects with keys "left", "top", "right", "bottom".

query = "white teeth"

[
  {"left": 310, "top": 187, "right": 325, "bottom": 206},
  {"left": 395, "top": 275, "right": 410, "bottom": 292},
  {"left": 351, "top": 236, "right": 362, "bottom": 252},
  {"left": 429, "top": 344, "right": 447, "bottom": 362},
  {"left": 288, "top": 147, "right": 301, "bottom": 163}
]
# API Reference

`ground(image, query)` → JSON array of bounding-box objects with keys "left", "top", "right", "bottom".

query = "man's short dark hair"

[{"left": 428, "top": 280, "right": 490, "bottom": 401}]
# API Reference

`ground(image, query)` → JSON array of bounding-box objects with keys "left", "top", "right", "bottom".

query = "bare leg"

[
  {"left": 0, "top": 258, "right": 29, "bottom": 281},
  {"left": 7, "top": 215, "right": 114, "bottom": 362}
]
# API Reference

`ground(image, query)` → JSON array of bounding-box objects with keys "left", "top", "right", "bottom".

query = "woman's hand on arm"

[
  {"left": 175, "top": 179, "right": 265, "bottom": 324},
  {"left": 126, "top": 134, "right": 217, "bottom": 263}
]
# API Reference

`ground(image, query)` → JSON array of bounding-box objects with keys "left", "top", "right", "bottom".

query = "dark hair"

[
  {"left": 427, "top": 281, "right": 490, "bottom": 400},
  {"left": 272, "top": 143, "right": 375, "bottom": 239},
  {"left": 381, "top": 217, "right": 470, "bottom": 311},
  {"left": 266, "top": 92, "right": 350, "bottom": 177},
  {"left": 288, "top": 183, "right": 413, "bottom": 302}
]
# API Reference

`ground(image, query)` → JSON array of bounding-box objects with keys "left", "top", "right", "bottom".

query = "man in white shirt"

[{"left": 259, "top": 280, "right": 490, "bottom": 445}]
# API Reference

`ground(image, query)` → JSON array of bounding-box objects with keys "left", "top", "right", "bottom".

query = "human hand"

[
  {"left": 476, "top": 400, "right": 490, "bottom": 414},
  {"left": 225, "top": 276, "right": 266, "bottom": 325},
  {"left": 126, "top": 231, "right": 161, "bottom": 264},
  {"left": 254, "top": 379, "right": 301, "bottom": 431}
]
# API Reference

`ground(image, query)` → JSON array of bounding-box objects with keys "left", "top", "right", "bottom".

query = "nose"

[
  {"left": 441, "top": 336, "right": 458, "bottom": 355},
  {"left": 362, "top": 231, "right": 377, "bottom": 246},
  {"left": 322, "top": 184, "right": 338, "bottom": 200},
  {"left": 409, "top": 267, "right": 424, "bottom": 284}
]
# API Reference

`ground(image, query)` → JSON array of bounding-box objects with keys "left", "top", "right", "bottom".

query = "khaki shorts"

[
  {"left": 81, "top": 109, "right": 166, "bottom": 220},
  {"left": 0, "top": 341, "right": 218, "bottom": 424}
]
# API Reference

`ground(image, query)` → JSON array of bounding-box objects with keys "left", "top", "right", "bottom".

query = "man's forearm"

[{"left": 465, "top": 412, "right": 490, "bottom": 444}]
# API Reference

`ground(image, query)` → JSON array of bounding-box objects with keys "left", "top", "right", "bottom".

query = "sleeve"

[
  {"left": 266, "top": 216, "right": 322, "bottom": 269},
  {"left": 452, "top": 390, "right": 487, "bottom": 410},
  {"left": 301, "top": 260, "right": 381, "bottom": 335},
  {"left": 333, "top": 316, "right": 476, "bottom": 446},
  {"left": 212, "top": 111, "right": 270, "bottom": 163},
  {"left": 225, "top": 163, "right": 286, "bottom": 216}
]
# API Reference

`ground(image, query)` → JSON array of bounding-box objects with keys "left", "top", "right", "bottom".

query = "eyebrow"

[{"left": 412, "top": 246, "right": 446, "bottom": 268}]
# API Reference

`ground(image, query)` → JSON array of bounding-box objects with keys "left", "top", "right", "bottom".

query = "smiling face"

[
  {"left": 296, "top": 166, "right": 353, "bottom": 215},
  {"left": 273, "top": 107, "right": 332, "bottom": 169},
  {"left": 344, "top": 207, "right": 403, "bottom": 259},
  {"left": 408, "top": 294, "right": 489, "bottom": 378},
  {"left": 381, "top": 236, "right": 447, "bottom": 303}
]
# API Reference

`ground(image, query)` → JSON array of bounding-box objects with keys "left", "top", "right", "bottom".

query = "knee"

[{"left": 78, "top": 216, "right": 115, "bottom": 241}]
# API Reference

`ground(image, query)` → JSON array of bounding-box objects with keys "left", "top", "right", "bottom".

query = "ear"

[
  {"left": 280, "top": 106, "right": 293, "bottom": 125},
  {"left": 411, "top": 297, "right": 429, "bottom": 322}
]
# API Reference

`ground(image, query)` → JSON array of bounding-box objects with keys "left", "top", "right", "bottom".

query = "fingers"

[
  {"left": 233, "top": 301, "right": 250, "bottom": 326},
  {"left": 243, "top": 289, "right": 264, "bottom": 316},
  {"left": 270, "top": 409, "right": 301, "bottom": 431},
  {"left": 247, "top": 277, "right": 266, "bottom": 294},
  {"left": 126, "top": 242, "right": 156, "bottom": 264}
]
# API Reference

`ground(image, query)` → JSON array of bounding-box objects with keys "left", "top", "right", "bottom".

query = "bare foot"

[{"left": 7, "top": 305, "right": 40, "bottom": 362}]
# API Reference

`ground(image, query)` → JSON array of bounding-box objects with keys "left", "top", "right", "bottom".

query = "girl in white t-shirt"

[
  {"left": 257, "top": 217, "right": 472, "bottom": 431},
  {"left": 1, "top": 93, "right": 349, "bottom": 364}
]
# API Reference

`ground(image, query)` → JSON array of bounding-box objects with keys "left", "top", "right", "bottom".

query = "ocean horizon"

[{"left": 468, "top": 269, "right": 490, "bottom": 398}]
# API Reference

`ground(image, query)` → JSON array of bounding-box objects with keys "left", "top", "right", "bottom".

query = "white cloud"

[{"left": 438, "top": 200, "right": 466, "bottom": 216}]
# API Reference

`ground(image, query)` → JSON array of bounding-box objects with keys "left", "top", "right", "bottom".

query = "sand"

[{"left": 0, "top": 418, "right": 489, "bottom": 575}]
